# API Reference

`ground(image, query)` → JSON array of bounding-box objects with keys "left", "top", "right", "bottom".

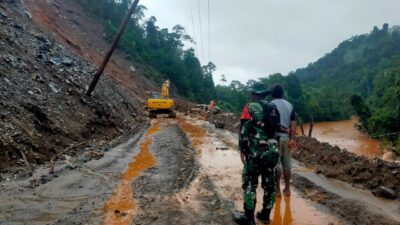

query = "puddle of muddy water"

[
  {"left": 102, "top": 121, "right": 162, "bottom": 225},
  {"left": 177, "top": 115, "right": 342, "bottom": 225}
]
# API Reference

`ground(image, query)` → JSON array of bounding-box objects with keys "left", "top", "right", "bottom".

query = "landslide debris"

[
  {"left": 0, "top": 0, "right": 144, "bottom": 176},
  {"left": 294, "top": 137, "right": 400, "bottom": 199}
]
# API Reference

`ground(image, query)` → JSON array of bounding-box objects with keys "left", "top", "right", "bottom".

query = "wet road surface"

[
  {"left": 1, "top": 115, "right": 398, "bottom": 225},
  {"left": 176, "top": 116, "right": 342, "bottom": 225},
  {"left": 102, "top": 121, "right": 161, "bottom": 225}
]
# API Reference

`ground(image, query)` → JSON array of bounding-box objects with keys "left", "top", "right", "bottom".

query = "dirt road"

[{"left": 1, "top": 115, "right": 399, "bottom": 225}]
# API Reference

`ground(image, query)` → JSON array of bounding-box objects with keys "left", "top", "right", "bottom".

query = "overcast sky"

[{"left": 140, "top": 0, "right": 400, "bottom": 84}]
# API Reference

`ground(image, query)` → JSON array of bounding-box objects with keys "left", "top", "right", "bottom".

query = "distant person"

[
  {"left": 270, "top": 84, "right": 297, "bottom": 197},
  {"left": 235, "top": 83, "right": 280, "bottom": 225}
]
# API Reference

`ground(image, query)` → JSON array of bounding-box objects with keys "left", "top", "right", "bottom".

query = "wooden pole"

[
  {"left": 300, "top": 122, "right": 305, "bottom": 136},
  {"left": 308, "top": 115, "right": 314, "bottom": 137},
  {"left": 296, "top": 113, "right": 305, "bottom": 136},
  {"left": 86, "top": 0, "right": 140, "bottom": 96}
]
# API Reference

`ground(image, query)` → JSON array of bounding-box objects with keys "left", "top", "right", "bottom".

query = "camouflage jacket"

[{"left": 239, "top": 100, "right": 278, "bottom": 157}]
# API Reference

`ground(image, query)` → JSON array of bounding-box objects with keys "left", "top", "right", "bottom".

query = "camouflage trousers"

[{"left": 242, "top": 157, "right": 276, "bottom": 211}]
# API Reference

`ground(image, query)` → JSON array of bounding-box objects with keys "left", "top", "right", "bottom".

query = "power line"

[
  {"left": 207, "top": 0, "right": 211, "bottom": 63},
  {"left": 197, "top": 0, "right": 205, "bottom": 62},
  {"left": 188, "top": 0, "right": 198, "bottom": 56}
]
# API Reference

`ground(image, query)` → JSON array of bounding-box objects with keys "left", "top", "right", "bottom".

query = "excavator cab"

[{"left": 146, "top": 80, "right": 177, "bottom": 118}]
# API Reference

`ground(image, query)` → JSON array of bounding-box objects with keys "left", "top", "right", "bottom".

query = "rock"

[
  {"left": 4, "top": 55, "right": 15, "bottom": 64},
  {"left": 215, "top": 122, "right": 225, "bottom": 129},
  {"left": 382, "top": 151, "right": 397, "bottom": 161},
  {"left": 13, "top": 23, "right": 24, "bottom": 30},
  {"left": 61, "top": 57, "right": 73, "bottom": 66},
  {"left": 34, "top": 34, "right": 49, "bottom": 43},
  {"left": 33, "top": 87, "right": 42, "bottom": 95},
  {"left": 372, "top": 186, "right": 397, "bottom": 199},
  {"left": 48, "top": 82, "right": 60, "bottom": 93},
  {"left": 4, "top": 78, "right": 12, "bottom": 85},
  {"left": 24, "top": 10, "right": 32, "bottom": 19},
  {"left": 32, "top": 73, "right": 44, "bottom": 82},
  {"left": 0, "top": 12, "right": 7, "bottom": 20}
]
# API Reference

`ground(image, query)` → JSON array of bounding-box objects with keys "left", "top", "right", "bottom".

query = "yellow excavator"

[{"left": 146, "top": 80, "right": 176, "bottom": 118}]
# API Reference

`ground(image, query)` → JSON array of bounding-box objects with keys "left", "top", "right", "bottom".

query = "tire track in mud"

[
  {"left": 131, "top": 120, "right": 234, "bottom": 225},
  {"left": 102, "top": 120, "right": 161, "bottom": 225}
]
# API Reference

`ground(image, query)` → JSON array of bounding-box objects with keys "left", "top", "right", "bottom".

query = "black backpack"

[{"left": 260, "top": 100, "right": 281, "bottom": 139}]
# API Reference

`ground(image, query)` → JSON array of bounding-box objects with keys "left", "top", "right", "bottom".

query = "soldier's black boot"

[
  {"left": 234, "top": 209, "right": 256, "bottom": 225},
  {"left": 256, "top": 208, "right": 271, "bottom": 224}
]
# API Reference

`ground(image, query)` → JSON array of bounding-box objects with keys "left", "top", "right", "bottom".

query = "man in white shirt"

[{"left": 270, "top": 84, "right": 297, "bottom": 197}]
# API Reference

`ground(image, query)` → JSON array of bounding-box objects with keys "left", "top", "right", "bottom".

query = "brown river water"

[{"left": 299, "top": 117, "right": 382, "bottom": 157}]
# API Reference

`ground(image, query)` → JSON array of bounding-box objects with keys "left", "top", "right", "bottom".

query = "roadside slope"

[
  {"left": 0, "top": 0, "right": 144, "bottom": 175},
  {"left": 21, "top": 0, "right": 160, "bottom": 101}
]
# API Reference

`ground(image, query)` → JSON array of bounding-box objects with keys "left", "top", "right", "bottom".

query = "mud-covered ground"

[
  {"left": 204, "top": 111, "right": 400, "bottom": 200},
  {"left": 185, "top": 114, "right": 400, "bottom": 225},
  {"left": 0, "top": 128, "right": 147, "bottom": 225},
  {"left": 133, "top": 124, "right": 233, "bottom": 225},
  {"left": 292, "top": 174, "right": 399, "bottom": 225},
  {"left": 0, "top": 120, "right": 236, "bottom": 225},
  {"left": 294, "top": 137, "right": 400, "bottom": 199}
]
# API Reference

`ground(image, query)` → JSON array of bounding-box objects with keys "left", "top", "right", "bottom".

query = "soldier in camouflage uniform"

[{"left": 235, "top": 85, "right": 280, "bottom": 225}]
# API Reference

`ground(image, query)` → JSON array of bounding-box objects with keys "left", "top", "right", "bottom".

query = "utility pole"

[{"left": 86, "top": 0, "right": 140, "bottom": 96}]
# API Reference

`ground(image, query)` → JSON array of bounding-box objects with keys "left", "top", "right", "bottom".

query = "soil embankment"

[
  {"left": 0, "top": 0, "right": 146, "bottom": 176},
  {"left": 294, "top": 137, "right": 400, "bottom": 199}
]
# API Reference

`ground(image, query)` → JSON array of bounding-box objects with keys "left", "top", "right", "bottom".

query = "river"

[{"left": 299, "top": 117, "right": 381, "bottom": 157}]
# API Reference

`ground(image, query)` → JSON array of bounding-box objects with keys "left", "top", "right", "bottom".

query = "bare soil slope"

[
  {"left": 0, "top": 0, "right": 146, "bottom": 175},
  {"left": 21, "top": 0, "right": 159, "bottom": 101}
]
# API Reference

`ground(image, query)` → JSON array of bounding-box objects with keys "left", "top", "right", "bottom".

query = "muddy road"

[{"left": 1, "top": 115, "right": 399, "bottom": 225}]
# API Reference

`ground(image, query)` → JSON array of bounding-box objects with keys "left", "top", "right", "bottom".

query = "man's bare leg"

[{"left": 283, "top": 169, "right": 291, "bottom": 196}]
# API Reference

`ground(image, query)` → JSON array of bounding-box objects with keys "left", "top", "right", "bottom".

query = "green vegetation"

[{"left": 76, "top": 0, "right": 216, "bottom": 103}]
